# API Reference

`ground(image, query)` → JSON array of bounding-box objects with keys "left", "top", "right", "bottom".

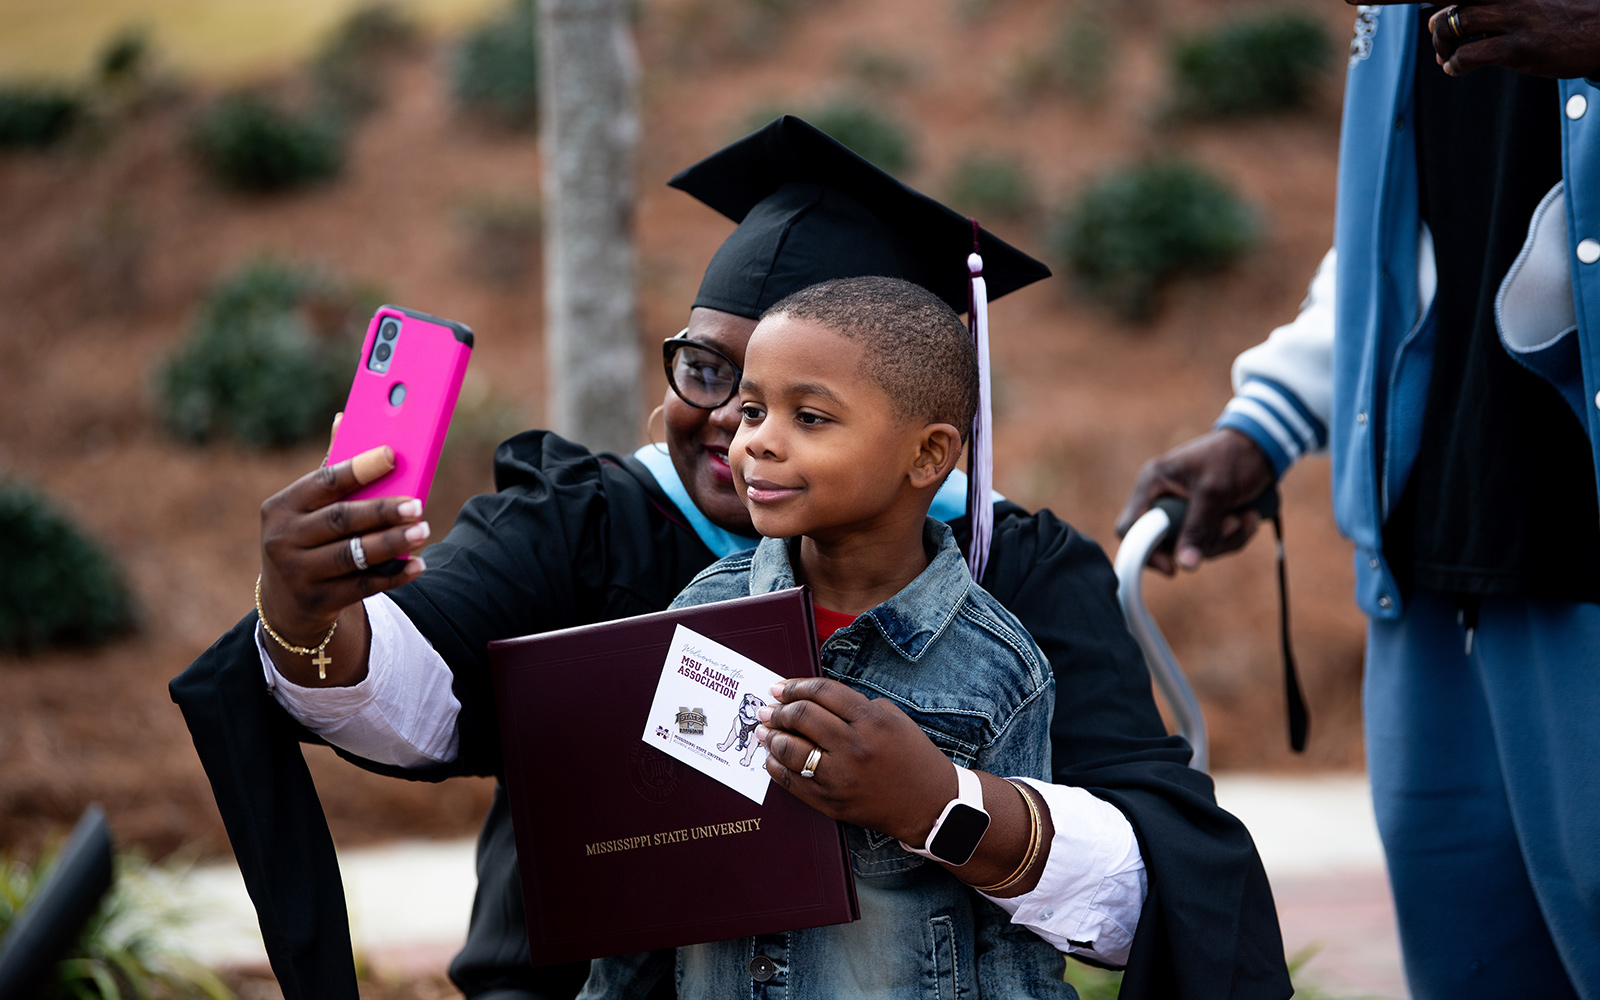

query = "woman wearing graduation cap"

[{"left": 172, "top": 117, "right": 1289, "bottom": 1000}]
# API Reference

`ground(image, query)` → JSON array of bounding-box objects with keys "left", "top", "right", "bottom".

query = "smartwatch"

[{"left": 899, "top": 763, "right": 991, "bottom": 866}]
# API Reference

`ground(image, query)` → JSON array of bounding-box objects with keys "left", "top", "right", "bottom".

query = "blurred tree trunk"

[{"left": 537, "top": 0, "right": 640, "bottom": 452}]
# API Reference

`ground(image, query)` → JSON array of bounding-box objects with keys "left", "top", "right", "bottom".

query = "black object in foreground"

[{"left": 0, "top": 804, "right": 115, "bottom": 1000}]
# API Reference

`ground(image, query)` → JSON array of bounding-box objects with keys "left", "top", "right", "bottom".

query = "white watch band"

[
  {"left": 954, "top": 762, "right": 983, "bottom": 810},
  {"left": 900, "top": 763, "right": 985, "bottom": 860}
]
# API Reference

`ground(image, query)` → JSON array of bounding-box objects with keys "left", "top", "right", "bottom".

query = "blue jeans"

[{"left": 1366, "top": 593, "right": 1600, "bottom": 999}]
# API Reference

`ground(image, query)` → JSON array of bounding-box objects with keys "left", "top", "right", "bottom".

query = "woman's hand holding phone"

[
  {"left": 255, "top": 304, "right": 471, "bottom": 688},
  {"left": 256, "top": 441, "right": 430, "bottom": 688}
]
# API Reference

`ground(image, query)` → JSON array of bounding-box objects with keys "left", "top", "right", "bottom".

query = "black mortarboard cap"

[{"left": 669, "top": 115, "right": 1051, "bottom": 319}]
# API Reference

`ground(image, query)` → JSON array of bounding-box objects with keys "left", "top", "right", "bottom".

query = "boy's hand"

[{"left": 757, "top": 677, "right": 956, "bottom": 846}]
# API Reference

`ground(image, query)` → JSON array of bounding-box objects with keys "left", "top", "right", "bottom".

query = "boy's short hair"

[{"left": 762, "top": 276, "right": 978, "bottom": 442}]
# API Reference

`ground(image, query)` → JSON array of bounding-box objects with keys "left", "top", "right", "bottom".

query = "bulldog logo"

[{"left": 716, "top": 693, "right": 768, "bottom": 769}]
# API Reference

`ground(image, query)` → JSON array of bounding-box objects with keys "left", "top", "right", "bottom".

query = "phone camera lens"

[
  {"left": 375, "top": 342, "right": 393, "bottom": 362},
  {"left": 379, "top": 320, "right": 400, "bottom": 341}
]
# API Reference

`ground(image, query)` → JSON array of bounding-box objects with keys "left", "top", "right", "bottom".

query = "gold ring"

[
  {"left": 799, "top": 747, "right": 822, "bottom": 779},
  {"left": 1447, "top": 6, "right": 1464, "bottom": 41}
]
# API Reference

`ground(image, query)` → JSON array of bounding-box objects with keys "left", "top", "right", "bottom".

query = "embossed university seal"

[{"left": 628, "top": 742, "right": 683, "bottom": 803}]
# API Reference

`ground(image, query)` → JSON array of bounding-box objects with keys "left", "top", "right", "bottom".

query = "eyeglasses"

[{"left": 662, "top": 330, "right": 742, "bottom": 410}]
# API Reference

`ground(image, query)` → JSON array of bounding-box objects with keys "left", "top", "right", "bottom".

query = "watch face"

[{"left": 928, "top": 803, "right": 991, "bottom": 866}]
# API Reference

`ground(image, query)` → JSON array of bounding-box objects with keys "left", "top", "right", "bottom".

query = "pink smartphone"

[{"left": 327, "top": 304, "right": 474, "bottom": 507}]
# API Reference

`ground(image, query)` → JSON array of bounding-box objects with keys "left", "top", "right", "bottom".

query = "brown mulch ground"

[{"left": 0, "top": 0, "right": 1371, "bottom": 864}]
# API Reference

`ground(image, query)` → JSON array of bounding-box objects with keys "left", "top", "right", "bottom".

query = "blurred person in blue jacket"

[{"left": 1120, "top": 3, "right": 1600, "bottom": 997}]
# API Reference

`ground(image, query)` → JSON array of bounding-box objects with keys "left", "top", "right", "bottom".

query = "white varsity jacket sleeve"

[
  {"left": 1214, "top": 234, "right": 1437, "bottom": 476},
  {"left": 1214, "top": 247, "right": 1338, "bottom": 476}
]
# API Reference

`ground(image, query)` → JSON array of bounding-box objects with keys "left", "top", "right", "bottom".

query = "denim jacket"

[{"left": 581, "top": 519, "right": 1074, "bottom": 1000}]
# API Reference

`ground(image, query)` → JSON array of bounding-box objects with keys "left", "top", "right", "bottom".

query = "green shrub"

[
  {"left": 1055, "top": 17, "right": 1118, "bottom": 102},
  {"left": 953, "top": 0, "right": 1000, "bottom": 22},
  {"left": 451, "top": 0, "right": 539, "bottom": 130},
  {"left": 660, "top": 0, "right": 811, "bottom": 63},
  {"left": 311, "top": 3, "right": 418, "bottom": 119},
  {"left": 96, "top": 27, "right": 151, "bottom": 86},
  {"left": 739, "top": 100, "right": 915, "bottom": 174},
  {"left": 1053, "top": 160, "right": 1255, "bottom": 320},
  {"left": 0, "top": 88, "right": 82, "bottom": 149},
  {"left": 155, "top": 259, "right": 372, "bottom": 448},
  {"left": 1170, "top": 11, "right": 1331, "bottom": 118},
  {"left": 947, "top": 154, "right": 1035, "bottom": 220},
  {"left": 1013, "top": 16, "right": 1118, "bottom": 104},
  {"left": 731, "top": 0, "right": 814, "bottom": 53},
  {"left": 320, "top": 3, "right": 417, "bottom": 61},
  {"left": 0, "top": 480, "right": 135, "bottom": 655},
  {"left": 190, "top": 93, "right": 343, "bottom": 192},
  {"left": 808, "top": 100, "right": 915, "bottom": 174},
  {"left": 1, "top": 845, "right": 232, "bottom": 999},
  {"left": 840, "top": 47, "right": 915, "bottom": 89}
]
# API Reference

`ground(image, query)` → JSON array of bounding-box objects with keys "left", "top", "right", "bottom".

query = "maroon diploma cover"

[{"left": 487, "top": 587, "right": 860, "bottom": 966}]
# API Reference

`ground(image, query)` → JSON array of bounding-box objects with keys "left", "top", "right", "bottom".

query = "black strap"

[
  {"left": 1154, "top": 489, "right": 1309, "bottom": 752},
  {"left": 1266, "top": 505, "right": 1309, "bottom": 752}
]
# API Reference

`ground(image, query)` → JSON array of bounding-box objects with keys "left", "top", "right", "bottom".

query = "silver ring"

[
  {"left": 799, "top": 747, "right": 822, "bottom": 779},
  {"left": 350, "top": 536, "right": 369, "bottom": 571},
  {"left": 1447, "top": 6, "right": 1464, "bottom": 41}
]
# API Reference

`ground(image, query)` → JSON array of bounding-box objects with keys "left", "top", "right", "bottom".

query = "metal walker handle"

[{"left": 1113, "top": 497, "right": 1209, "bottom": 774}]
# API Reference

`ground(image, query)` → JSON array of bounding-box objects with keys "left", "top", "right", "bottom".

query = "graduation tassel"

[{"left": 966, "top": 220, "right": 994, "bottom": 583}]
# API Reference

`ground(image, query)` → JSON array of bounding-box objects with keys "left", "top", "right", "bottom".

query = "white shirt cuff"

[
  {"left": 979, "top": 779, "right": 1147, "bottom": 967},
  {"left": 257, "top": 593, "right": 462, "bottom": 769}
]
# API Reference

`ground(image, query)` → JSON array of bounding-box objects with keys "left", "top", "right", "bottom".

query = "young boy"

[{"left": 580, "top": 276, "right": 1073, "bottom": 998}]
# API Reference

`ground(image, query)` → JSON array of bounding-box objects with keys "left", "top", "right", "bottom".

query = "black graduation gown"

[{"left": 170, "top": 431, "right": 1289, "bottom": 1000}]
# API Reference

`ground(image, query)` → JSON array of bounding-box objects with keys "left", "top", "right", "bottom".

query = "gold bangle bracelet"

[
  {"left": 986, "top": 780, "right": 1045, "bottom": 893},
  {"left": 254, "top": 575, "right": 339, "bottom": 680},
  {"left": 974, "top": 779, "right": 1044, "bottom": 894}
]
